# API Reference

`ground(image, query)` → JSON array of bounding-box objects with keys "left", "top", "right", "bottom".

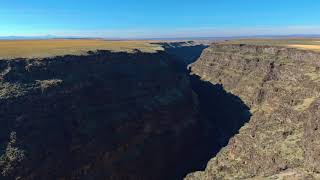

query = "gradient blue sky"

[{"left": 1, "top": 0, "right": 320, "bottom": 38}]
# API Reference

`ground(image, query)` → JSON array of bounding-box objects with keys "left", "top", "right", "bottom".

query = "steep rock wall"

[
  {"left": 0, "top": 51, "right": 202, "bottom": 180},
  {"left": 186, "top": 44, "right": 320, "bottom": 179}
]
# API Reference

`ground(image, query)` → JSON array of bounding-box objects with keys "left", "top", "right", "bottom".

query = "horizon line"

[{"left": 1, "top": 34, "right": 320, "bottom": 41}]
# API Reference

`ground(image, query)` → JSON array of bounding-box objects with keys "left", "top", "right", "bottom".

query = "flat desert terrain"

[
  {"left": 1, "top": 38, "right": 320, "bottom": 59},
  {"left": 222, "top": 38, "right": 320, "bottom": 51},
  {"left": 0, "top": 39, "right": 163, "bottom": 59}
]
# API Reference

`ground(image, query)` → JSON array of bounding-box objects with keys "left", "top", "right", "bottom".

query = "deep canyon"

[{"left": 1, "top": 42, "right": 320, "bottom": 180}]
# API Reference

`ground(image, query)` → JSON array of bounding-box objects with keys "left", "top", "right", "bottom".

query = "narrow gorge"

[{"left": 1, "top": 42, "right": 320, "bottom": 180}]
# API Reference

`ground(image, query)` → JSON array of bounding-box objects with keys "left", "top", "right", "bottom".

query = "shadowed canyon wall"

[
  {"left": 0, "top": 46, "right": 252, "bottom": 180},
  {"left": 0, "top": 51, "right": 198, "bottom": 180}
]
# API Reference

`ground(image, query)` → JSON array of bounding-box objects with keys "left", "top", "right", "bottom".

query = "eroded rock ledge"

[{"left": 186, "top": 44, "right": 320, "bottom": 179}]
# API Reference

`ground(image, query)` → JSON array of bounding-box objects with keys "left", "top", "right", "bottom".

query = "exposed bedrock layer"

[{"left": 186, "top": 44, "right": 320, "bottom": 179}]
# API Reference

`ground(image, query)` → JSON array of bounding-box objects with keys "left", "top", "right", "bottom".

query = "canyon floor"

[{"left": 1, "top": 39, "right": 320, "bottom": 180}]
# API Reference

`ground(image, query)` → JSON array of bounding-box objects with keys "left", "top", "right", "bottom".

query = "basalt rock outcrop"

[
  {"left": 0, "top": 50, "right": 206, "bottom": 180},
  {"left": 186, "top": 44, "right": 320, "bottom": 179}
]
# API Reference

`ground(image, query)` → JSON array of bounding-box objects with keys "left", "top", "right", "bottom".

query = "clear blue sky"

[{"left": 1, "top": 0, "right": 319, "bottom": 38}]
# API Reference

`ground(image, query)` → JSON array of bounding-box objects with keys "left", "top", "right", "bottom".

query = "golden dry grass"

[
  {"left": 0, "top": 39, "right": 163, "bottom": 59},
  {"left": 294, "top": 97, "right": 316, "bottom": 111},
  {"left": 221, "top": 38, "right": 320, "bottom": 52},
  {"left": 288, "top": 44, "right": 320, "bottom": 51}
]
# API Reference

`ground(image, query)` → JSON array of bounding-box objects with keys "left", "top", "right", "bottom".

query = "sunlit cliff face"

[{"left": 186, "top": 44, "right": 320, "bottom": 180}]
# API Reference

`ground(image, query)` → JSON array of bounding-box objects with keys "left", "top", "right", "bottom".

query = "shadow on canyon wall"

[
  {"left": 153, "top": 42, "right": 209, "bottom": 66},
  {"left": 0, "top": 46, "right": 252, "bottom": 180},
  {"left": 163, "top": 44, "right": 252, "bottom": 179},
  {"left": 173, "top": 76, "right": 252, "bottom": 180}
]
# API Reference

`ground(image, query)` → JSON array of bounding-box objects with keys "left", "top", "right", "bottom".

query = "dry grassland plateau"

[
  {"left": 0, "top": 39, "right": 163, "bottom": 59},
  {"left": 222, "top": 38, "right": 320, "bottom": 51}
]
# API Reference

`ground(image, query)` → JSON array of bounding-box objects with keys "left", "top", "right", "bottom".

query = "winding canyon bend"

[{"left": 1, "top": 40, "right": 320, "bottom": 179}]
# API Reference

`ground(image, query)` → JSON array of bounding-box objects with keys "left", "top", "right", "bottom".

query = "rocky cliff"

[
  {"left": 3, "top": 42, "right": 316, "bottom": 180},
  {"left": 186, "top": 44, "right": 320, "bottom": 179},
  {"left": 0, "top": 50, "right": 208, "bottom": 180}
]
